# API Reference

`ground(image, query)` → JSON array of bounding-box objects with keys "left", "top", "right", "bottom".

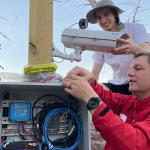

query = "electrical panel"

[{"left": 0, "top": 82, "right": 91, "bottom": 150}]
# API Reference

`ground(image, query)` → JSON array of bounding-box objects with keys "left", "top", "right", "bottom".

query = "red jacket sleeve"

[
  {"left": 90, "top": 79, "right": 150, "bottom": 149},
  {"left": 90, "top": 79, "right": 134, "bottom": 115},
  {"left": 92, "top": 103, "right": 150, "bottom": 150}
]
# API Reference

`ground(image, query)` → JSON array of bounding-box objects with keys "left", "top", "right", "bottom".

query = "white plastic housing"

[{"left": 61, "top": 28, "right": 128, "bottom": 53}]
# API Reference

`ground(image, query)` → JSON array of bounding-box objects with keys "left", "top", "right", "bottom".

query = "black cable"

[
  {"left": 32, "top": 94, "right": 69, "bottom": 142},
  {"left": 38, "top": 102, "right": 68, "bottom": 134},
  {"left": 21, "top": 122, "right": 37, "bottom": 140},
  {"left": 31, "top": 94, "right": 79, "bottom": 148},
  {"left": 18, "top": 122, "right": 26, "bottom": 140},
  {"left": 67, "top": 94, "right": 78, "bottom": 113}
]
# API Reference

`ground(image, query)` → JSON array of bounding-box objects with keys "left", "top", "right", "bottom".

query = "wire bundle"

[
  {"left": 1, "top": 94, "right": 82, "bottom": 150},
  {"left": 42, "top": 108, "right": 83, "bottom": 150},
  {"left": 32, "top": 94, "right": 71, "bottom": 142},
  {"left": 31, "top": 94, "right": 83, "bottom": 150}
]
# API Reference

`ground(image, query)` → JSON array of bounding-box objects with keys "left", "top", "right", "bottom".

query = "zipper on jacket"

[{"left": 130, "top": 103, "right": 136, "bottom": 123}]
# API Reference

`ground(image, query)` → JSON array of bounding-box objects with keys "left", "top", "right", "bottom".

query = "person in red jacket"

[{"left": 62, "top": 52, "right": 150, "bottom": 150}]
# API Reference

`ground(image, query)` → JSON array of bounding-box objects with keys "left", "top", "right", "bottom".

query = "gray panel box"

[{"left": 0, "top": 82, "right": 91, "bottom": 150}]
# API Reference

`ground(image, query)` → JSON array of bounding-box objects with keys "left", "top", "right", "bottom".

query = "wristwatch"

[{"left": 86, "top": 97, "right": 102, "bottom": 110}]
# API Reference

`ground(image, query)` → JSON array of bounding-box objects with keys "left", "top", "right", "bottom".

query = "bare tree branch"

[
  {"left": 54, "top": 5, "right": 87, "bottom": 20},
  {"left": 137, "top": 8, "right": 150, "bottom": 14},
  {"left": 119, "top": 0, "right": 149, "bottom": 24},
  {"left": 87, "top": 0, "right": 96, "bottom": 8},
  {"left": 76, "top": 4, "right": 90, "bottom": 8},
  {"left": 127, "top": 9, "right": 135, "bottom": 22},
  {"left": 0, "top": 16, "right": 17, "bottom": 25},
  {"left": 0, "top": 15, "right": 17, "bottom": 41},
  {"left": 0, "top": 32, "right": 11, "bottom": 41}
]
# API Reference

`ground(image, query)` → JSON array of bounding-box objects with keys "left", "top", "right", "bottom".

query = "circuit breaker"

[{"left": 0, "top": 82, "right": 91, "bottom": 150}]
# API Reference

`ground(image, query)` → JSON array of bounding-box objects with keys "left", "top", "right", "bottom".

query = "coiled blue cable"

[{"left": 42, "top": 108, "right": 83, "bottom": 150}]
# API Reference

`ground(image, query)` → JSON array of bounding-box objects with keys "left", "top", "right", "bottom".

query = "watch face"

[
  {"left": 89, "top": 98, "right": 99, "bottom": 108},
  {"left": 86, "top": 97, "right": 101, "bottom": 110}
]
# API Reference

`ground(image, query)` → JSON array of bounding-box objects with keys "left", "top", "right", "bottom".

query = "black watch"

[{"left": 86, "top": 97, "right": 102, "bottom": 110}]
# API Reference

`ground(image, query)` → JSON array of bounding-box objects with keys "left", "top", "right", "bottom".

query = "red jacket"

[{"left": 91, "top": 79, "right": 150, "bottom": 150}]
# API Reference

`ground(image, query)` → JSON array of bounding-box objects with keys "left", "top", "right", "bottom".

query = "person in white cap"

[{"left": 86, "top": 0, "right": 150, "bottom": 95}]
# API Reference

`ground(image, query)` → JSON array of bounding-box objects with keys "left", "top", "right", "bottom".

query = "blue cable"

[
  {"left": 0, "top": 139, "right": 8, "bottom": 150},
  {"left": 42, "top": 108, "right": 83, "bottom": 150},
  {"left": 39, "top": 142, "right": 46, "bottom": 150}
]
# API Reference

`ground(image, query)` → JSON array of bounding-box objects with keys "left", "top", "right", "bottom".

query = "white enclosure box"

[
  {"left": 0, "top": 82, "right": 91, "bottom": 150},
  {"left": 61, "top": 28, "right": 128, "bottom": 53}
]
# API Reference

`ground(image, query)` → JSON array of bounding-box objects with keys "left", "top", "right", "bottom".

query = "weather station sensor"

[
  {"left": 61, "top": 28, "right": 128, "bottom": 52},
  {"left": 53, "top": 28, "right": 128, "bottom": 62}
]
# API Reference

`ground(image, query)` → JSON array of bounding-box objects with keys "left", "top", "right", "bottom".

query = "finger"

[
  {"left": 113, "top": 44, "right": 128, "bottom": 51},
  {"left": 63, "top": 73, "right": 75, "bottom": 81},
  {"left": 63, "top": 72, "right": 79, "bottom": 81},
  {"left": 69, "top": 74, "right": 91, "bottom": 86},
  {"left": 111, "top": 48, "right": 129, "bottom": 55},
  {"left": 64, "top": 66, "right": 82, "bottom": 78},
  {"left": 62, "top": 79, "right": 78, "bottom": 91},
  {"left": 64, "top": 87, "right": 73, "bottom": 95},
  {"left": 62, "top": 80, "right": 71, "bottom": 88},
  {"left": 64, "top": 84, "right": 76, "bottom": 95},
  {"left": 67, "top": 72, "right": 92, "bottom": 83},
  {"left": 117, "top": 38, "right": 129, "bottom": 44},
  {"left": 63, "top": 74, "right": 71, "bottom": 80},
  {"left": 62, "top": 75, "right": 78, "bottom": 85},
  {"left": 63, "top": 74, "right": 82, "bottom": 85},
  {"left": 69, "top": 74, "right": 82, "bottom": 80},
  {"left": 68, "top": 83, "right": 72, "bottom": 89}
]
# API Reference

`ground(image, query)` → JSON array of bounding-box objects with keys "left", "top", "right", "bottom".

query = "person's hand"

[
  {"left": 111, "top": 32, "right": 137, "bottom": 55},
  {"left": 62, "top": 74, "right": 98, "bottom": 104},
  {"left": 63, "top": 66, "right": 94, "bottom": 84}
]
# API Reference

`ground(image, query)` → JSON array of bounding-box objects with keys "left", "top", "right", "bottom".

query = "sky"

[{"left": 0, "top": 0, "right": 149, "bottom": 83}]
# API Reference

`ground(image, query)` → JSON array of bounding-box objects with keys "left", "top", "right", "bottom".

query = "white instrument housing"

[
  {"left": 53, "top": 28, "right": 128, "bottom": 62},
  {"left": 61, "top": 28, "right": 128, "bottom": 53}
]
